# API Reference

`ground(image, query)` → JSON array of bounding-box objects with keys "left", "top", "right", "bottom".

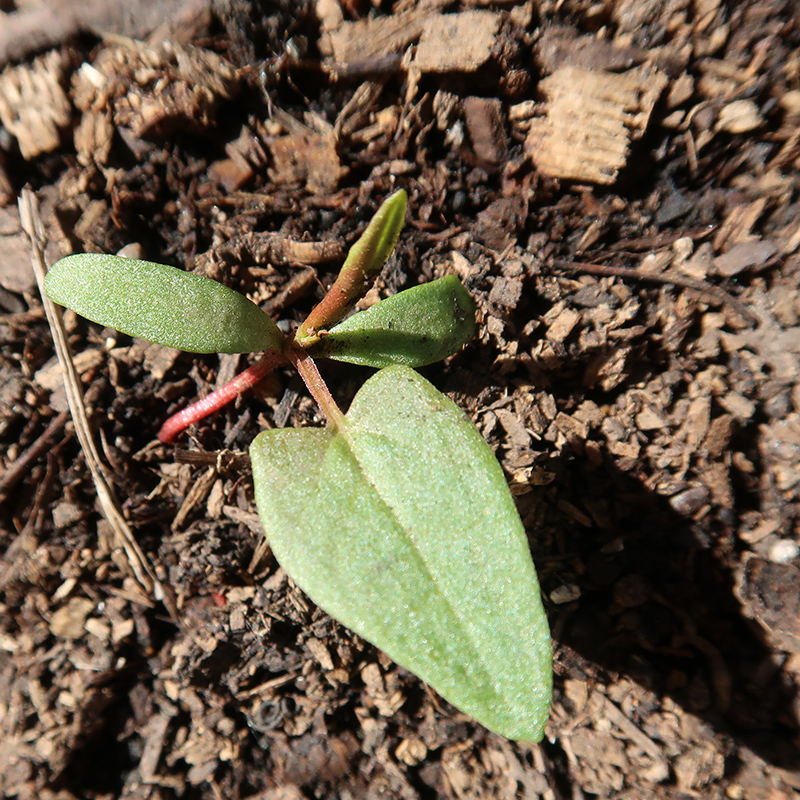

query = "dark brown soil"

[{"left": 2, "top": 1, "right": 800, "bottom": 798}]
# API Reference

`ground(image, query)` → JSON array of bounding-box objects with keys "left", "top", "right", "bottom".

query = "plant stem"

[
  {"left": 158, "top": 349, "right": 288, "bottom": 443},
  {"left": 287, "top": 344, "right": 345, "bottom": 428}
]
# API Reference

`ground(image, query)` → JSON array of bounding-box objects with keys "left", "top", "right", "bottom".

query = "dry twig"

[
  {"left": 19, "top": 188, "right": 163, "bottom": 601},
  {"left": 552, "top": 259, "right": 760, "bottom": 327}
]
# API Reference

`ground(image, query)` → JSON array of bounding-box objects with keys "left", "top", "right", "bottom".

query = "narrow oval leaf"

[
  {"left": 250, "top": 366, "right": 552, "bottom": 740},
  {"left": 305, "top": 275, "right": 477, "bottom": 368},
  {"left": 45, "top": 253, "right": 284, "bottom": 354}
]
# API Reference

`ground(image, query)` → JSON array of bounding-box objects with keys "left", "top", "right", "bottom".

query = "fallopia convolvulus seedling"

[{"left": 44, "top": 190, "right": 552, "bottom": 740}]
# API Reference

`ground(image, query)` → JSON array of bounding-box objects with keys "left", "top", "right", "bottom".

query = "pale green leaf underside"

[
  {"left": 306, "top": 275, "right": 478, "bottom": 368},
  {"left": 45, "top": 253, "right": 284, "bottom": 354},
  {"left": 250, "top": 366, "right": 552, "bottom": 740}
]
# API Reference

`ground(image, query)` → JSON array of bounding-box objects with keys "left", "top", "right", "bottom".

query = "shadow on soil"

[{"left": 546, "top": 453, "right": 800, "bottom": 771}]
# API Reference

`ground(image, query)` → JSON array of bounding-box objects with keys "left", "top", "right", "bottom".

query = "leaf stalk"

[{"left": 288, "top": 344, "right": 345, "bottom": 428}]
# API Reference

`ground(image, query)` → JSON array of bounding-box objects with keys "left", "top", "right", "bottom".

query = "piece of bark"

[
  {"left": 72, "top": 38, "right": 238, "bottom": 166},
  {"left": 208, "top": 125, "right": 267, "bottom": 193},
  {"left": 414, "top": 10, "right": 500, "bottom": 73},
  {"left": 0, "top": 0, "right": 211, "bottom": 68},
  {"left": 322, "top": 3, "right": 440, "bottom": 63},
  {"left": 0, "top": 49, "right": 70, "bottom": 159},
  {"left": 537, "top": 26, "right": 645, "bottom": 75},
  {"left": 267, "top": 129, "right": 345, "bottom": 195},
  {"left": 525, "top": 65, "right": 667, "bottom": 184},
  {"left": 463, "top": 96, "right": 507, "bottom": 168},
  {"left": 736, "top": 556, "right": 800, "bottom": 654},
  {"left": 713, "top": 239, "right": 778, "bottom": 277}
]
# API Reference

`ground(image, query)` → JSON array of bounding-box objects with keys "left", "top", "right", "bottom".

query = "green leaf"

[
  {"left": 305, "top": 275, "right": 477, "bottom": 368},
  {"left": 295, "top": 189, "right": 408, "bottom": 347},
  {"left": 45, "top": 253, "right": 284, "bottom": 354},
  {"left": 250, "top": 366, "right": 552, "bottom": 740},
  {"left": 340, "top": 187, "right": 408, "bottom": 282}
]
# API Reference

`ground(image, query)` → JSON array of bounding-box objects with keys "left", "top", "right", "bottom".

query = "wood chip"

[
  {"left": 463, "top": 96, "right": 507, "bottom": 167},
  {"left": 713, "top": 239, "right": 778, "bottom": 276},
  {"left": 702, "top": 413, "right": 735, "bottom": 457},
  {"left": 495, "top": 407, "right": 531, "bottom": 446},
  {"left": 525, "top": 65, "right": 667, "bottom": 184},
  {"left": 715, "top": 99, "right": 764, "bottom": 134},
  {"left": 0, "top": 50, "right": 70, "bottom": 159},
  {"left": 488, "top": 276, "right": 522, "bottom": 308},
  {"left": 700, "top": 461, "right": 734, "bottom": 507},
  {"left": 72, "top": 39, "right": 238, "bottom": 165},
  {"left": 414, "top": 11, "right": 500, "bottom": 73},
  {"left": 34, "top": 348, "right": 105, "bottom": 392},
  {"left": 735, "top": 557, "right": 800, "bottom": 653},
  {"left": 636, "top": 405, "right": 668, "bottom": 430},
  {"left": 395, "top": 738, "right": 427, "bottom": 766},
  {"left": 550, "top": 583, "right": 581, "bottom": 604},
  {"left": 546, "top": 307, "right": 581, "bottom": 342},
  {"left": 555, "top": 411, "right": 589, "bottom": 441},
  {"left": 323, "top": 2, "right": 444, "bottom": 62},
  {"left": 306, "top": 637, "right": 335, "bottom": 671},
  {"left": 49, "top": 597, "right": 95, "bottom": 639},
  {"left": 267, "top": 130, "right": 345, "bottom": 195},
  {"left": 719, "top": 391, "right": 756, "bottom": 420}
]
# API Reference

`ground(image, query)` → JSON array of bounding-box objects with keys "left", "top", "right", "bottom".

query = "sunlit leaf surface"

[
  {"left": 45, "top": 253, "right": 284, "bottom": 354},
  {"left": 306, "top": 276, "right": 477, "bottom": 368},
  {"left": 251, "top": 366, "right": 551, "bottom": 740}
]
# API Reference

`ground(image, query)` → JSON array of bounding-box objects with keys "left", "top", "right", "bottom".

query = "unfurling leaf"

[
  {"left": 305, "top": 275, "right": 477, "bottom": 368},
  {"left": 250, "top": 366, "right": 552, "bottom": 740},
  {"left": 45, "top": 253, "right": 284, "bottom": 354},
  {"left": 295, "top": 189, "right": 408, "bottom": 347}
]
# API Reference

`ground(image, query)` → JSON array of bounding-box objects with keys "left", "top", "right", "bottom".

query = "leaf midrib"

[{"left": 335, "top": 421, "right": 509, "bottom": 711}]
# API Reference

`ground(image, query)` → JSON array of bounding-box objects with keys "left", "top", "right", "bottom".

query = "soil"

[{"left": 2, "top": 0, "right": 800, "bottom": 798}]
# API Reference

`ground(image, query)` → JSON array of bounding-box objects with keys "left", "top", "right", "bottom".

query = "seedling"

[{"left": 44, "top": 190, "right": 552, "bottom": 741}]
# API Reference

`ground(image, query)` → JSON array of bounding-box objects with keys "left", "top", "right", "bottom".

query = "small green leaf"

[
  {"left": 296, "top": 189, "right": 408, "bottom": 346},
  {"left": 45, "top": 253, "right": 284, "bottom": 354},
  {"left": 341, "top": 187, "right": 408, "bottom": 281},
  {"left": 250, "top": 366, "right": 552, "bottom": 740},
  {"left": 306, "top": 275, "right": 477, "bottom": 368}
]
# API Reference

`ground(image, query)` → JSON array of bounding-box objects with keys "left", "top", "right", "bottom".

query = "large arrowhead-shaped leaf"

[
  {"left": 305, "top": 275, "right": 477, "bottom": 368},
  {"left": 250, "top": 366, "right": 552, "bottom": 740},
  {"left": 45, "top": 253, "right": 284, "bottom": 354}
]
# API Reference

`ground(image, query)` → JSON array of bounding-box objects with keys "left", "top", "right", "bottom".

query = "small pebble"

[
  {"left": 550, "top": 584, "right": 581, "bottom": 604},
  {"left": 768, "top": 539, "right": 799, "bottom": 564},
  {"left": 716, "top": 99, "right": 764, "bottom": 134},
  {"left": 669, "top": 485, "right": 710, "bottom": 516},
  {"left": 116, "top": 242, "right": 145, "bottom": 259}
]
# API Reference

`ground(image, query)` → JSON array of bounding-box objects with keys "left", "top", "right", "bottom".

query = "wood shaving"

[{"left": 525, "top": 65, "right": 667, "bottom": 184}]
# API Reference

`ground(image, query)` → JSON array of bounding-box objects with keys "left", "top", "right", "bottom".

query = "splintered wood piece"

[
  {"left": 414, "top": 10, "right": 501, "bottom": 73},
  {"left": 72, "top": 38, "right": 239, "bottom": 166},
  {"left": 525, "top": 65, "right": 667, "bottom": 184},
  {"left": 323, "top": 5, "right": 436, "bottom": 63},
  {"left": 0, "top": 51, "right": 70, "bottom": 159}
]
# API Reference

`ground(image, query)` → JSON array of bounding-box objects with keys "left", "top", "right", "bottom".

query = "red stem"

[
  {"left": 157, "top": 349, "right": 288, "bottom": 444},
  {"left": 287, "top": 344, "right": 345, "bottom": 428}
]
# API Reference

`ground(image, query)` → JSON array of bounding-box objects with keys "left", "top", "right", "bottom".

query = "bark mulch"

[{"left": 1, "top": 0, "right": 800, "bottom": 798}]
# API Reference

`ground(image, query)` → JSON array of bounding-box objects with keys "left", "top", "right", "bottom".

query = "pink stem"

[
  {"left": 157, "top": 349, "right": 288, "bottom": 444},
  {"left": 287, "top": 344, "right": 345, "bottom": 428}
]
